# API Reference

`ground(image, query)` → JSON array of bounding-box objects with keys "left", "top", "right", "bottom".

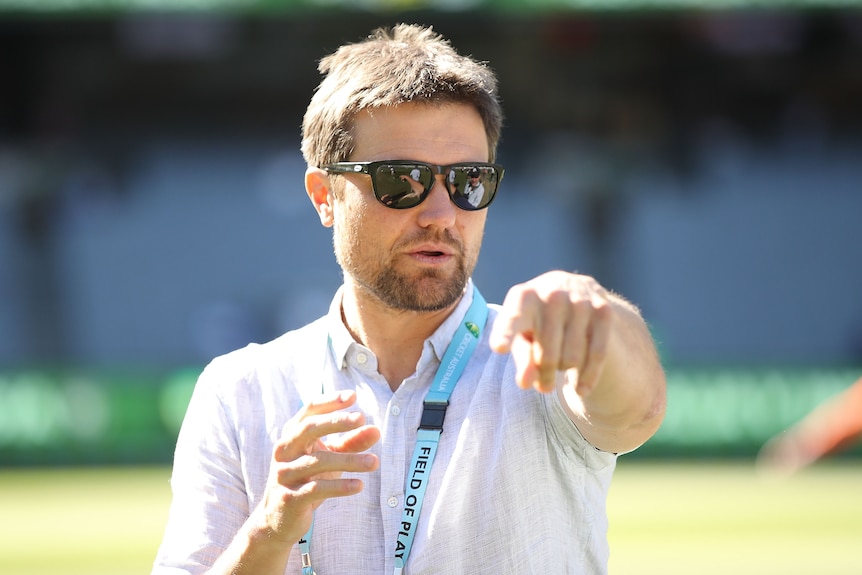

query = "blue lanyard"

[
  {"left": 298, "top": 289, "right": 488, "bottom": 575},
  {"left": 298, "top": 529, "right": 314, "bottom": 575},
  {"left": 393, "top": 289, "right": 487, "bottom": 574}
]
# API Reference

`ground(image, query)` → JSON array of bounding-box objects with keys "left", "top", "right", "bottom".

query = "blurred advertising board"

[{"left": 2, "top": 366, "right": 861, "bottom": 465}]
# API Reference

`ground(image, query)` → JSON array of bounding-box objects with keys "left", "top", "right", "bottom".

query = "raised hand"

[
  {"left": 489, "top": 271, "right": 613, "bottom": 396},
  {"left": 258, "top": 390, "right": 381, "bottom": 545}
]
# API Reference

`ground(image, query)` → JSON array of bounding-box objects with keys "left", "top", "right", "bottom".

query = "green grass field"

[
  {"left": 607, "top": 460, "right": 862, "bottom": 575},
  {"left": 0, "top": 461, "right": 859, "bottom": 574}
]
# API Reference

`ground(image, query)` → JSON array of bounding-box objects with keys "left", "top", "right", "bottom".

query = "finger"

[
  {"left": 276, "top": 410, "right": 368, "bottom": 462},
  {"left": 510, "top": 334, "right": 537, "bottom": 390},
  {"left": 259, "top": 472, "right": 366, "bottom": 544},
  {"left": 270, "top": 473, "right": 367, "bottom": 516},
  {"left": 576, "top": 301, "right": 612, "bottom": 396},
  {"left": 299, "top": 477, "right": 367, "bottom": 503},
  {"left": 299, "top": 389, "right": 357, "bottom": 418},
  {"left": 512, "top": 336, "right": 557, "bottom": 394},
  {"left": 533, "top": 339, "right": 556, "bottom": 393},
  {"left": 532, "top": 292, "right": 569, "bottom": 392},
  {"left": 278, "top": 450, "right": 379, "bottom": 486},
  {"left": 281, "top": 390, "right": 358, "bottom": 441},
  {"left": 489, "top": 307, "right": 518, "bottom": 353},
  {"left": 489, "top": 287, "right": 540, "bottom": 353},
  {"left": 326, "top": 424, "right": 381, "bottom": 453},
  {"left": 559, "top": 299, "right": 591, "bottom": 372}
]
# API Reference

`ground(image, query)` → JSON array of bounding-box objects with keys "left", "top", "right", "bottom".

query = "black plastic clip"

[{"left": 419, "top": 401, "right": 448, "bottom": 431}]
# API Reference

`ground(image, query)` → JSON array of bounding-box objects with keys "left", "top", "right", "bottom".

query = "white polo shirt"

[{"left": 152, "top": 280, "right": 617, "bottom": 575}]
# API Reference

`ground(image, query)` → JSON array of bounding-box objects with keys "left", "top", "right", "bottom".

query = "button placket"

[{"left": 379, "top": 390, "right": 412, "bottom": 557}]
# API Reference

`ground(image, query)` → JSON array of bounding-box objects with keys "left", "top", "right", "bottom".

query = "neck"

[{"left": 340, "top": 283, "right": 463, "bottom": 391}]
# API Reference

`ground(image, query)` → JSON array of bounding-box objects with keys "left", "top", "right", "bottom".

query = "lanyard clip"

[
  {"left": 301, "top": 553, "right": 316, "bottom": 575},
  {"left": 418, "top": 401, "right": 448, "bottom": 431}
]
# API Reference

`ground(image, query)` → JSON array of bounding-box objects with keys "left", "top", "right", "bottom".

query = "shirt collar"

[{"left": 325, "top": 279, "right": 476, "bottom": 370}]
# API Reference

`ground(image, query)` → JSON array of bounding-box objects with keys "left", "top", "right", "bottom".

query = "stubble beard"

[
  {"left": 374, "top": 257, "right": 470, "bottom": 312},
  {"left": 335, "top": 230, "right": 474, "bottom": 313}
]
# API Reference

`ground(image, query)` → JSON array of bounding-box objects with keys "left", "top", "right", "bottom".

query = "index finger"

[
  {"left": 276, "top": 390, "right": 362, "bottom": 460},
  {"left": 489, "top": 289, "right": 541, "bottom": 353},
  {"left": 298, "top": 389, "right": 357, "bottom": 418}
]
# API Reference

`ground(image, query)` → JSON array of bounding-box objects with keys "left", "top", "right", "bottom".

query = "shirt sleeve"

[
  {"left": 542, "top": 388, "right": 618, "bottom": 471},
  {"left": 151, "top": 357, "right": 252, "bottom": 575}
]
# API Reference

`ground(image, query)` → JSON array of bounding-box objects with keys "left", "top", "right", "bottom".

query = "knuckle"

[
  {"left": 503, "top": 283, "right": 529, "bottom": 305},
  {"left": 296, "top": 417, "right": 317, "bottom": 437},
  {"left": 594, "top": 297, "right": 613, "bottom": 316},
  {"left": 572, "top": 298, "right": 593, "bottom": 314},
  {"left": 273, "top": 433, "right": 303, "bottom": 462},
  {"left": 275, "top": 463, "right": 297, "bottom": 485},
  {"left": 546, "top": 289, "right": 570, "bottom": 308},
  {"left": 291, "top": 479, "right": 319, "bottom": 500}
]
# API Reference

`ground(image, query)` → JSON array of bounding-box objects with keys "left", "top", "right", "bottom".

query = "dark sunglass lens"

[
  {"left": 449, "top": 166, "right": 497, "bottom": 210},
  {"left": 372, "top": 164, "right": 432, "bottom": 209}
]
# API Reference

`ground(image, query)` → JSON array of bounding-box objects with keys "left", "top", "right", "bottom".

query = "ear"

[{"left": 305, "top": 167, "right": 334, "bottom": 228}]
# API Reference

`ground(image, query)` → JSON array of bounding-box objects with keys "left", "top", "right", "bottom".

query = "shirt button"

[
  {"left": 387, "top": 496, "right": 398, "bottom": 508},
  {"left": 356, "top": 353, "right": 368, "bottom": 365},
  {"left": 390, "top": 405, "right": 401, "bottom": 416}
]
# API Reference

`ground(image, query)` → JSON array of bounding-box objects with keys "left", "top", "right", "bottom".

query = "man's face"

[{"left": 330, "top": 101, "right": 490, "bottom": 312}]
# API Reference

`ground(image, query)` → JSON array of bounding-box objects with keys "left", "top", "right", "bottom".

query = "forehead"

[{"left": 351, "top": 102, "right": 489, "bottom": 164}]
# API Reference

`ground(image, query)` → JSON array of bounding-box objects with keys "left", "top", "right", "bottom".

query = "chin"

[{"left": 408, "top": 275, "right": 468, "bottom": 311}]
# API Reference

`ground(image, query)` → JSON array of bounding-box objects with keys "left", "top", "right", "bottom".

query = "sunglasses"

[{"left": 322, "top": 160, "right": 504, "bottom": 211}]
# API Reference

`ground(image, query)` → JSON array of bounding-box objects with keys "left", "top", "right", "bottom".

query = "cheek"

[
  {"left": 333, "top": 204, "right": 360, "bottom": 247},
  {"left": 333, "top": 196, "right": 377, "bottom": 253},
  {"left": 460, "top": 214, "right": 487, "bottom": 251}
]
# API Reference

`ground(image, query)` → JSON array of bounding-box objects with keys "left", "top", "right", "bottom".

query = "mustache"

[{"left": 396, "top": 230, "right": 463, "bottom": 253}]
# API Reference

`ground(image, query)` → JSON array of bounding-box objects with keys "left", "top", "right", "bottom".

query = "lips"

[
  {"left": 411, "top": 244, "right": 452, "bottom": 258},
  {"left": 399, "top": 232, "right": 462, "bottom": 260}
]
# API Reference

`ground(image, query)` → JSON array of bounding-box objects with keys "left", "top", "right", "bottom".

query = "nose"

[{"left": 415, "top": 174, "right": 457, "bottom": 228}]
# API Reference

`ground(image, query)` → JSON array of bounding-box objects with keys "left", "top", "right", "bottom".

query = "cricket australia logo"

[{"left": 465, "top": 321, "right": 480, "bottom": 339}]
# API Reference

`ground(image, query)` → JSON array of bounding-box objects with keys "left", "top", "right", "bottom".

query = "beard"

[
  {"left": 374, "top": 255, "right": 470, "bottom": 312},
  {"left": 335, "top": 227, "right": 475, "bottom": 313}
]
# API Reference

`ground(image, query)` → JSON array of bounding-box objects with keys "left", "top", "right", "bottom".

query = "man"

[
  {"left": 464, "top": 167, "right": 485, "bottom": 208},
  {"left": 152, "top": 24, "right": 666, "bottom": 575}
]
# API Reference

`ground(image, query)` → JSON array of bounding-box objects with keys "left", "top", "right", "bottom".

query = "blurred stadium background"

[{"left": 1, "top": 1, "right": 861, "bottom": 573}]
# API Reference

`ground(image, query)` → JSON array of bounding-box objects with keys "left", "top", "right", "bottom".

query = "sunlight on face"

[{"left": 331, "top": 102, "right": 489, "bottom": 312}]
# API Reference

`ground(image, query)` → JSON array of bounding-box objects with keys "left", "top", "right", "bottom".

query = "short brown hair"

[{"left": 301, "top": 23, "right": 503, "bottom": 168}]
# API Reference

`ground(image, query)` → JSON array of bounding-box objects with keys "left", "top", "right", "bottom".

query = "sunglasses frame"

[{"left": 322, "top": 160, "right": 504, "bottom": 211}]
